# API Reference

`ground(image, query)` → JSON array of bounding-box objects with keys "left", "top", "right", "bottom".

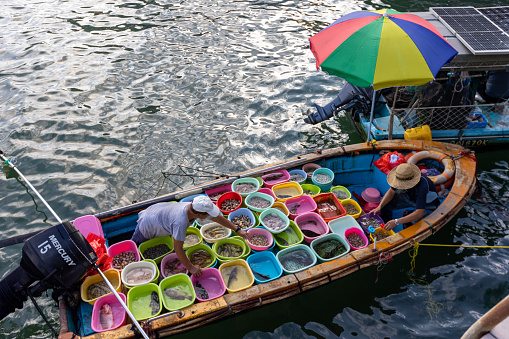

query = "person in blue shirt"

[
  {"left": 372, "top": 163, "right": 440, "bottom": 231},
  {"left": 131, "top": 195, "right": 248, "bottom": 277}
]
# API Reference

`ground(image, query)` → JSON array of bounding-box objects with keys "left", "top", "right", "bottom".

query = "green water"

[{"left": 1, "top": 0, "right": 509, "bottom": 337}]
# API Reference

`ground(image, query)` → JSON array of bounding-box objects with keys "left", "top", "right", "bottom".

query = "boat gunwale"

[{"left": 58, "top": 140, "right": 477, "bottom": 339}]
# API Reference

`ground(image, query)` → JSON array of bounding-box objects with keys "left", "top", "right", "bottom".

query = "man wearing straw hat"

[
  {"left": 131, "top": 195, "right": 248, "bottom": 277},
  {"left": 372, "top": 163, "right": 440, "bottom": 231}
]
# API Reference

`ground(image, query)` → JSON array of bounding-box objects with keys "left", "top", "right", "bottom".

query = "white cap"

[{"left": 192, "top": 195, "right": 220, "bottom": 217}]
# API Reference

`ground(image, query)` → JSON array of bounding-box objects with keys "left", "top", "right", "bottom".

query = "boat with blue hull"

[{"left": 45, "top": 140, "right": 476, "bottom": 338}]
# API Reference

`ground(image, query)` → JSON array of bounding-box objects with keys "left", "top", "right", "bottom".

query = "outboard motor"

[
  {"left": 304, "top": 83, "right": 374, "bottom": 124},
  {"left": 0, "top": 221, "right": 97, "bottom": 321}
]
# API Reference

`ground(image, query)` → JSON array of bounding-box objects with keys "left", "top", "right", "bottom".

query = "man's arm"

[
  {"left": 174, "top": 240, "right": 202, "bottom": 277},
  {"left": 210, "top": 214, "right": 249, "bottom": 239},
  {"left": 372, "top": 188, "right": 395, "bottom": 215}
]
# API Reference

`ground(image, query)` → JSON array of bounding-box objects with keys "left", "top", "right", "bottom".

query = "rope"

[{"left": 375, "top": 251, "right": 393, "bottom": 283}]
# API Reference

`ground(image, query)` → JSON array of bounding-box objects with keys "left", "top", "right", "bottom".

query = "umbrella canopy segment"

[{"left": 309, "top": 9, "right": 458, "bottom": 90}]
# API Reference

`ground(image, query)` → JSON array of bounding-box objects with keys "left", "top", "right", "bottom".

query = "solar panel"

[{"left": 430, "top": 6, "right": 509, "bottom": 55}]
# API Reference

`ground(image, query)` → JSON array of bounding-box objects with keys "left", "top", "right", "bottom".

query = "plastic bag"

[{"left": 374, "top": 151, "right": 406, "bottom": 174}]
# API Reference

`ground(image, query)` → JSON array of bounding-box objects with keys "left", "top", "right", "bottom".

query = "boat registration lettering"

[
  {"left": 449, "top": 139, "right": 488, "bottom": 147},
  {"left": 38, "top": 235, "right": 76, "bottom": 266}
]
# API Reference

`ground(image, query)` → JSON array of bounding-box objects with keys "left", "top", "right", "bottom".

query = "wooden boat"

[
  {"left": 306, "top": 6, "right": 509, "bottom": 147},
  {"left": 461, "top": 293, "right": 509, "bottom": 339},
  {"left": 57, "top": 140, "right": 477, "bottom": 339}
]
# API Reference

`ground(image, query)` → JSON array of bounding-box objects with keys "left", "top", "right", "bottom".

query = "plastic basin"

[
  {"left": 190, "top": 268, "right": 226, "bottom": 302},
  {"left": 244, "top": 192, "right": 275, "bottom": 213},
  {"left": 276, "top": 244, "right": 317, "bottom": 274},
  {"left": 294, "top": 212, "right": 330, "bottom": 244},
  {"left": 341, "top": 199, "right": 363, "bottom": 219},
  {"left": 159, "top": 273, "right": 196, "bottom": 311},
  {"left": 288, "top": 169, "right": 307, "bottom": 184},
  {"left": 328, "top": 215, "right": 364, "bottom": 239},
  {"left": 246, "top": 251, "right": 282, "bottom": 284},
  {"left": 205, "top": 184, "right": 232, "bottom": 203},
  {"left": 91, "top": 292, "right": 127, "bottom": 332},
  {"left": 302, "top": 163, "right": 321, "bottom": 178},
  {"left": 121, "top": 261, "right": 158, "bottom": 288},
  {"left": 107, "top": 240, "right": 141, "bottom": 271},
  {"left": 161, "top": 253, "right": 188, "bottom": 278},
  {"left": 73, "top": 215, "right": 104, "bottom": 239},
  {"left": 217, "top": 191, "right": 243, "bottom": 215},
  {"left": 200, "top": 222, "right": 231, "bottom": 244},
  {"left": 311, "top": 168, "right": 335, "bottom": 192},
  {"left": 228, "top": 208, "right": 256, "bottom": 231},
  {"left": 284, "top": 195, "right": 318, "bottom": 220},
  {"left": 257, "top": 188, "right": 276, "bottom": 200},
  {"left": 330, "top": 186, "right": 351, "bottom": 201},
  {"left": 246, "top": 227, "right": 274, "bottom": 251},
  {"left": 127, "top": 283, "right": 161, "bottom": 321},
  {"left": 300, "top": 183, "right": 321, "bottom": 197},
  {"left": 138, "top": 236, "right": 174, "bottom": 264},
  {"left": 370, "top": 227, "right": 395, "bottom": 243},
  {"left": 345, "top": 227, "right": 369, "bottom": 250},
  {"left": 313, "top": 193, "right": 347, "bottom": 223},
  {"left": 272, "top": 182, "right": 303, "bottom": 202},
  {"left": 186, "top": 243, "right": 217, "bottom": 269},
  {"left": 357, "top": 213, "right": 385, "bottom": 236},
  {"left": 183, "top": 226, "right": 203, "bottom": 250},
  {"left": 362, "top": 187, "right": 382, "bottom": 203},
  {"left": 213, "top": 237, "right": 248, "bottom": 264},
  {"left": 219, "top": 259, "right": 254, "bottom": 293},
  {"left": 273, "top": 220, "right": 304, "bottom": 250},
  {"left": 231, "top": 178, "right": 260, "bottom": 197},
  {"left": 259, "top": 208, "right": 290, "bottom": 234},
  {"left": 310, "top": 233, "right": 350, "bottom": 263},
  {"left": 261, "top": 170, "right": 290, "bottom": 188},
  {"left": 81, "top": 269, "right": 121, "bottom": 305}
]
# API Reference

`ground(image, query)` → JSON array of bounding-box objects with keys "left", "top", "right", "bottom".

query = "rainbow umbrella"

[
  {"left": 309, "top": 9, "right": 458, "bottom": 141},
  {"left": 310, "top": 9, "right": 458, "bottom": 90}
]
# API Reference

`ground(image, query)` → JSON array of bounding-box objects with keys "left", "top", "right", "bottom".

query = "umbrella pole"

[{"left": 366, "top": 87, "right": 376, "bottom": 143}]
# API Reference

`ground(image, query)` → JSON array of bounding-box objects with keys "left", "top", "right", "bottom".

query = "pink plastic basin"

[
  {"left": 190, "top": 268, "right": 226, "bottom": 302},
  {"left": 257, "top": 188, "right": 277, "bottom": 200},
  {"left": 160, "top": 253, "right": 188, "bottom": 278},
  {"left": 91, "top": 293, "right": 127, "bottom": 332},
  {"left": 284, "top": 195, "right": 317, "bottom": 220},
  {"left": 73, "top": 215, "right": 104, "bottom": 239},
  {"left": 294, "top": 212, "right": 329, "bottom": 244},
  {"left": 107, "top": 240, "right": 141, "bottom": 271},
  {"left": 261, "top": 170, "right": 290, "bottom": 188},
  {"left": 246, "top": 227, "right": 274, "bottom": 251},
  {"left": 206, "top": 184, "right": 232, "bottom": 203},
  {"left": 361, "top": 188, "right": 381, "bottom": 203},
  {"left": 345, "top": 227, "right": 369, "bottom": 250}
]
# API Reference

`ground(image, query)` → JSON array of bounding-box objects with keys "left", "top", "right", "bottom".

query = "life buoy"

[
  {"left": 404, "top": 151, "right": 418, "bottom": 162},
  {"left": 406, "top": 150, "right": 455, "bottom": 185},
  {"left": 435, "top": 175, "right": 454, "bottom": 192}
]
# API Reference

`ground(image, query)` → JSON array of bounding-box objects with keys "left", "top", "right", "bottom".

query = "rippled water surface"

[{"left": 1, "top": 0, "right": 509, "bottom": 338}]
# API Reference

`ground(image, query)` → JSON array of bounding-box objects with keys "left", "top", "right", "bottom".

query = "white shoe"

[{"left": 475, "top": 93, "right": 486, "bottom": 103}]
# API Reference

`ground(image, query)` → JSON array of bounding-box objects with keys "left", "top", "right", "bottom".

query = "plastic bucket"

[
  {"left": 219, "top": 259, "right": 254, "bottom": 293},
  {"left": 138, "top": 236, "right": 174, "bottom": 264},
  {"left": 284, "top": 195, "right": 317, "bottom": 220},
  {"left": 259, "top": 208, "right": 290, "bottom": 234},
  {"left": 330, "top": 186, "right": 351, "bottom": 201},
  {"left": 186, "top": 243, "right": 217, "bottom": 269},
  {"left": 276, "top": 244, "right": 317, "bottom": 275},
  {"left": 294, "top": 212, "right": 329, "bottom": 244},
  {"left": 212, "top": 237, "right": 247, "bottom": 264},
  {"left": 310, "top": 233, "right": 350, "bottom": 263},
  {"left": 183, "top": 226, "right": 203, "bottom": 250},
  {"left": 200, "top": 222, "right": 231, "bottom": 244},
  {"left": 232, "top": 178, "right": 260, "bottom": 197},
  {"left": 107, "top": 240, "right": 140, "bottom": 271},
  {"left": 257, "top": 188, "right": 276, "bottom": 200},
  {"left": 246, "top": 227, "right": 274, "bottom": 251},
  {"left": 357, "top": 213, "right": 385, "bottom": 236},
  {"left": 261, "top": 170, "right": 290, "bottom": 188},
  {"left": 81, "top": 269, "right": 122, "bottom": 305},
  {"left": 161, "top": 253, "right": 188, "bottom": 278},
  {"left": 91, "top": 293, "right": 127, "bottom": 332},
  {"left": 190, "top": 268, "right": 226, "bottom": 302},
  {"left": 246, "top": 251, "right": 282, "bottom": 284},
  {"left": 159, "top": 273, "right": 196, "bottom": 311},
  {"left": 217, "top": 191, "right": 243, "bottom": 215},
  {"left": 127, "top": 283, "right": 161, "bottom": 321},
  {"left": 121, "top": 261, "right": 158, "bottom": 288},
  {"left": 340, "top": 199, "right": 363, "bottom": 219},
  {"left": 311, "top": 168, "right": 335, "bottom": 192},
  {"left": 300, "top": 183, "right": 321, "bottom": 197},
  {"left": 244, "top": 192, "right": 275, "bottom": 213},
  {"left": 302, "top": 163, "right": 321, "bottom": 178},
  {"left": 228, "top": 207, "right": 256, "bottom": 231},
  {"left": 344, "top": 227, "right": 369, "bottom": 250},
  {"left": 288, "top": 169, "right": 307, "bottom": 184}
]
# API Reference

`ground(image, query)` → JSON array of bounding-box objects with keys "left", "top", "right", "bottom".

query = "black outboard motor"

[
  {"left": 304, "top": 83, "right": 374, "bottom": 124},
  {"left": 0, "top": 221, "right": 97, "bottom": 321}
]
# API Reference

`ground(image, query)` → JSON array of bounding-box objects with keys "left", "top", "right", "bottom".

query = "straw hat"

[{"left": 387, "top": 163, "right": 421, "bottom": 190}]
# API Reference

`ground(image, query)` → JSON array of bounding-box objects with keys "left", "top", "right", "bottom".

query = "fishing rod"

[{"left": 0, "top": 150, "right": 150, "bottom": 339}]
